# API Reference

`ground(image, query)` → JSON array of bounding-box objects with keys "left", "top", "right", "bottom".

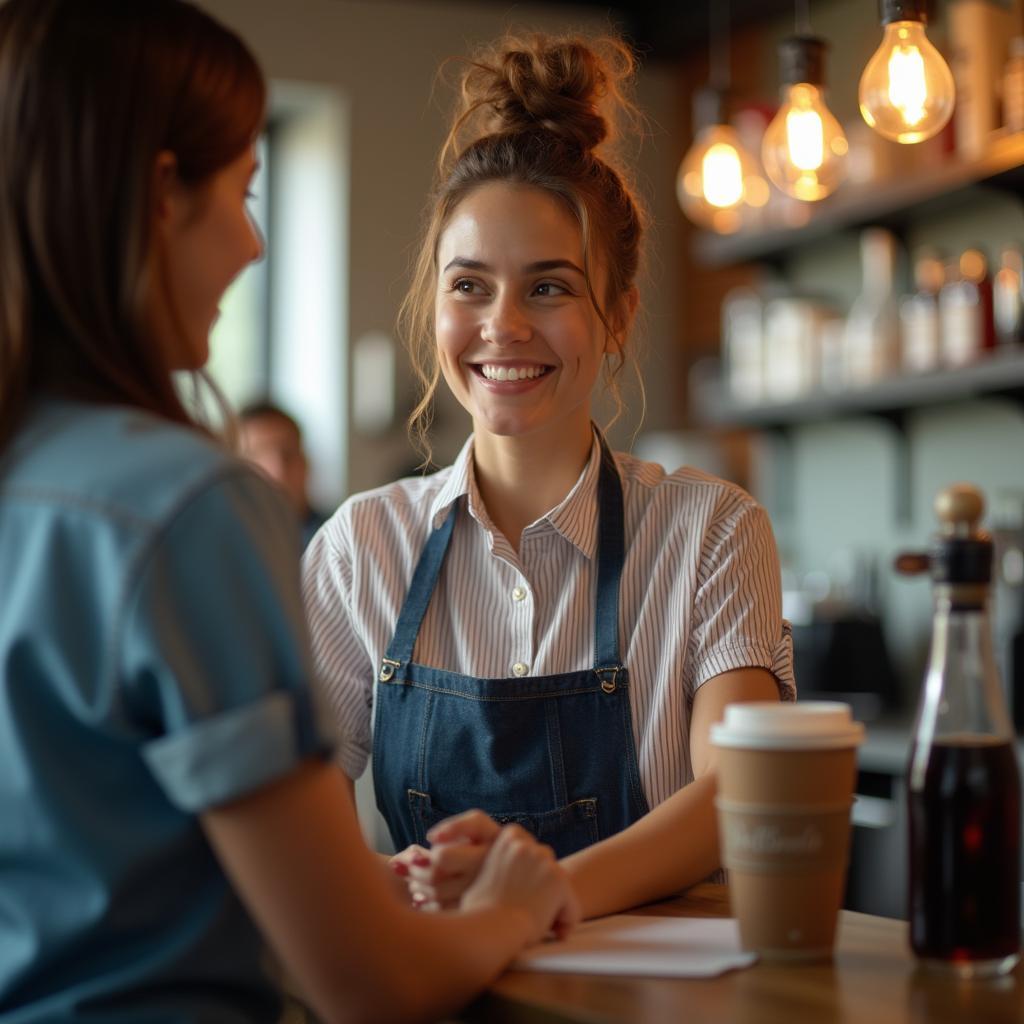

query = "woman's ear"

[
  {"left": 150, "top": 150, "right": 181, "bottom": 229},
  {"left": 604, "top": 286, "right": 639, "bottom": 354}
]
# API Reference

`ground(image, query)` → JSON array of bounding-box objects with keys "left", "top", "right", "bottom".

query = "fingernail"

[
  {"left": 390, "top": 861, "right": 409, "bottom": 877},
  {"left": 412, "top": 853, "right": 430, "bottom": 867}
]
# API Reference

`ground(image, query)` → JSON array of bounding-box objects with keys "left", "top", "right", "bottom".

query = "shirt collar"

[
  {"left": 544, "top": 429, "right": 603, "bottom": 560},
  {"left": 427, "top": 428, "right": 606, "bottom": 560},
  {"left": 428, "top": 434, "right": 475, "bottom": 528}
]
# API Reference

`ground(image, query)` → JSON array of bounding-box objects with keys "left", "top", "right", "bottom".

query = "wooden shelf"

[
  {"left": 693, "top": 132, "right": 1024, "bottom": 268},
  {"left": 691, "top": 348, "right": 1024, "bottom": 429}
]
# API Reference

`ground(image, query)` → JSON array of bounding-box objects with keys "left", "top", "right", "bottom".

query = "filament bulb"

[
  {"left": 859, "top": 19, "right": 955, "bottom": 143},
  {"left": 677, "top": 88, "right": 767, "bottom": 234},
  {"left": 762, "top": 83, "right": 847, "bottom": 202},
  {"left": 761, "top": 36, "right": 847, "bottom": 203}
]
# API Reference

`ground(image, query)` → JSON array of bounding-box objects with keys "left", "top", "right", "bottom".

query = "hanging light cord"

[
  {"left": 709, "top": 0, "right": 730, "bottom": 92},
  {"left": 795, "top": 0, "right": 811, "bottom": 34}
]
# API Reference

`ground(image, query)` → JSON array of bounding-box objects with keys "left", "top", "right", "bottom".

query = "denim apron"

[{"left": 372, "top": 436, "right": 650, "bottom": 858}]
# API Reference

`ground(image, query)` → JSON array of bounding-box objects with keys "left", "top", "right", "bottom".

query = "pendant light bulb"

[
  {"left": 859, "top": 1, "right": 954, "bottom": 143},
  {"left": 761, "top": 36, "right": 847, "bottom": 202},
  {"left": 677, "top": 87, "right": 767, "bottom": 234}
]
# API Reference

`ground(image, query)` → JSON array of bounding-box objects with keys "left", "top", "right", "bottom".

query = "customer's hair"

[
  {"left": 400, "top": 32, "right": 647, "bottom": 459},
  {"left": 0, "top": 0, "right": 266, "bottom": 453},
  {"left": 238, "top": 400, "right": 304, "bottom": 439}
]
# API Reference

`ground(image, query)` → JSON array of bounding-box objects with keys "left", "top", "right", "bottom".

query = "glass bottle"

[
  {"left": 1003, "top": 36, "right": 1024, "bottom": 134},
  {"left": 939, "top": 249, "right": 994, "bottom": 367},
  {"left": 897, "top": 484, "right": 1022, "bottom": 978},
  {"left": 900, "top": 249, "right": 945, "bottom": 373},
  {"left": 993, "top": 243, "right": 1024, "bottom": 347},
  {"left": 844, "top": 227, "right": 901, "bottom": 386}
]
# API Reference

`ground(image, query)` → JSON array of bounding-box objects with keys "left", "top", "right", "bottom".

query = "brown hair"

[
  {"left": 400, "top": 33, "right": 647, "bottom": 459},
  {"left": 0, "top": 0, "right": 266, "bottom": 453}
]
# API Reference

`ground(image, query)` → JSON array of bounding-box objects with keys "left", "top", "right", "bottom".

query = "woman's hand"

[
  {"left": 390, "top": 810, "right": 498, "bottom": 910},
  {"left": 461, "top": 823, "right": 580, "bottom": 944}
]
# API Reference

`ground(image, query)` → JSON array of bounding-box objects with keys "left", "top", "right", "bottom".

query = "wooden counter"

[{"left": 459, "top": 884, "right": 1023, "bottom": 1024}]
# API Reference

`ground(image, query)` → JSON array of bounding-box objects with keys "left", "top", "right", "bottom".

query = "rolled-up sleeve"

[
  {"left": 301, "top": 518, "right": 374, "bottom": 781},
  {"left": 687, "top": 500, "right": 796, "bottom": 702},
  {"left": 121, "top": 468, "right": 336, "bottom": 813}
]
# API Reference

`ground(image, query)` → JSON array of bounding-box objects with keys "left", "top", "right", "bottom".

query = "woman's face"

[
  {"left": 434, "top": 182, "right": 615, "bottom": 447},
  {"left": 148, "top": 145, "right": 263, "bottom": 370}
]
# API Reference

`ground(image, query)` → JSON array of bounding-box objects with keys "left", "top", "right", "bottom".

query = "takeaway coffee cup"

[{"left": 711, "top": 701, "right": 864, "bottom": 962}]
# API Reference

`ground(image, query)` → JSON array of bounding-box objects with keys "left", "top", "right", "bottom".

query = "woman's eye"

[
  {"left": 534, "top": 281, "right": 569, "bottom": 297},
  {"left": 452, "top": 278, "right": 481, "bottom": 295}
]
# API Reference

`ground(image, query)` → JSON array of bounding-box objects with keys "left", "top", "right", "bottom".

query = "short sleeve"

[
  {"left": 121, "top": 468, "right": 337, "bottom": 812},
  {"left": 301, "top": 512, "right": 376, "bottom": 781},
  {"left": 686, "top": 499, "right": 796, "bottom": 702}
]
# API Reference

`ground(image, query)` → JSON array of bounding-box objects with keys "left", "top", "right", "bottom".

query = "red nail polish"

[
  {"left": 412, "top": 853, "right": 430, "bottom": 867},
  {"left": 391, "top": 861, "right": 409, "bottom": 877}
]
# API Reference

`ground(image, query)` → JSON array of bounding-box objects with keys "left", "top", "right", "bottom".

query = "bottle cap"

[
  {"left": 930, "top": 483, "right": 992, "bottom": 586},
  {"left": 960, "top": 248, "right": 988, "bottom": 283}
]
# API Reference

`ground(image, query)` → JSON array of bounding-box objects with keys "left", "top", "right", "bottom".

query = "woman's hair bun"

[{"left": 452, "top": 33, "right": 636, "bottom": 155}]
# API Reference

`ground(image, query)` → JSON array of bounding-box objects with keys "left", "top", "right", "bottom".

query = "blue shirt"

[{"left": 0, "top": 399, "right": 334, "bottom": 1022}]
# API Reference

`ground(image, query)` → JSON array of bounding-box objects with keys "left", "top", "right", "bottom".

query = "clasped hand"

[{"left": 390, "top": 811, "right": 578, "bottom": 940}]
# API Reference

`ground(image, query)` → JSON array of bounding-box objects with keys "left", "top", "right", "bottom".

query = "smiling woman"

[
  {"left": 303, "top": 31, "right": 796, "bottom": 927},
  {"left": 434, "top": 182, "right": 611, "bottom": 473}
]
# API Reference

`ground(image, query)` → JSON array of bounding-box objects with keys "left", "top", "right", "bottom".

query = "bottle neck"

[{"left": 919, "top": 591, "right": 1013, "bottom": 742}]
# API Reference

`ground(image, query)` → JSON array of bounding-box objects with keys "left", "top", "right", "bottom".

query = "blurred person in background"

[{"left": 239, "top": 401, "right": 328, "bottom": 549}]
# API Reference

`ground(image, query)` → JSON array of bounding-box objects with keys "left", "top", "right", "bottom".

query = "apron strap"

[
  {"left": 381, "top": 503, "right": 457, "bottom": 676},
  {"left": 593, "top": 433, "right": 625, "bottom": 672},
  {"left": 381, "top": 429, "right": 626, "bottom": 682}
]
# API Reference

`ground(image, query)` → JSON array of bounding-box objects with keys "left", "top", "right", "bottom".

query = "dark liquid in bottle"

[{"left": 908, "top": 735, "right": 1022, "bottom": 963}]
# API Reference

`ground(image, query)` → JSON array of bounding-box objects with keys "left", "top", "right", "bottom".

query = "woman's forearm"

[{"left": 561, "top": 772, "right": 720, "bottom": 919}]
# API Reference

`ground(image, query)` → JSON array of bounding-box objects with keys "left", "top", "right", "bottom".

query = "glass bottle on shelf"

[
  {"left": 993, "top": 243, "right": 1024, "bottom": 347},
  {"left": 939, "top": 248, "right": 994, "bottom": 366},
  {"left": 721, "top": 287, "right": 764, "bottom": 405},
  {"left": 1003, "top": 37, "right": 1024, "bottom": 134},
  {"left": 844, "top": 227, "right": 900, "bottom": 387},
  {"left": 900, "top": 249, "right": 945, "bottom": 373},
  {"left": 896, "top": 484, "right": 1022, "bottom": 978}
]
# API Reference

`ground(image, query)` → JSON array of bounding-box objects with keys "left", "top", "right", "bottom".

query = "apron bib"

[{"left": 372, "top": 435, "right": 649, "bottom": 857}]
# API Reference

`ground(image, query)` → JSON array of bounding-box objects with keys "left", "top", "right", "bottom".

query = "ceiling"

[{"left": 428, "top": 1, "right": 803, "bottom": 62}]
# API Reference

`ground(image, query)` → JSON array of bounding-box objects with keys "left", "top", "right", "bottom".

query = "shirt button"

[
  {"left": 512, "top": 586, "right": 527, "bottom": 602},
  {"left": 512, "top": 662, "right": 529, "bottom": 677}
]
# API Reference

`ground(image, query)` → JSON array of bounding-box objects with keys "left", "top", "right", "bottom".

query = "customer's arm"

[{"left": 203, "top": 761, "right": 575, "bottom": 1024}]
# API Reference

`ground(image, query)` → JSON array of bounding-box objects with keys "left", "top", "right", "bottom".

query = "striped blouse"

[{"left": 301, "top": 432, "right": 795, "bottom": 811}]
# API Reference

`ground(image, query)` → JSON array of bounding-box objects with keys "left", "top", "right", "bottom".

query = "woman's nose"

[
  {"left": 480, "top": 294, "right": 531, "bottom": 346},
  {"left": 247, "top": 213, "right": 266, "bottom": 264}
]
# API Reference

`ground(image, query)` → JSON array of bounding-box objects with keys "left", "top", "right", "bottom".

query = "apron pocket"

[{"left": 407, "top": 789, "right": 600, "bottom": 859}]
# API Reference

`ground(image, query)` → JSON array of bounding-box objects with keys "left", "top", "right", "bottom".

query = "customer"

[
  {"left": 0, "top": 3, "right": 577, "bottom": 1022},
  {"left": 303, "top": 31, "right": 794, "bottom": 921},
  {"left": 239, "top": 400, "right": 328, "bottom": 549}
]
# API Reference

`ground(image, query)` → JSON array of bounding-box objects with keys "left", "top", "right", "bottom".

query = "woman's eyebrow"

[{"left": 441, "top": 257, "right": 584, "bottom": 274}]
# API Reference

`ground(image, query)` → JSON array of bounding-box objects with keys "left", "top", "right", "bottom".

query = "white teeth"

[{"left": 480, "top": 364, "right": 545, "bottom": 382}]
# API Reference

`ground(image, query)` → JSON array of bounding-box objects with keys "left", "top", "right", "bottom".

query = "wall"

[{"left": 687, "top": 0, "right": 1024, "bottom": 701}]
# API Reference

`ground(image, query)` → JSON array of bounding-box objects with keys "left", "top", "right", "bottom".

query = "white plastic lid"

[{"left": 710, "top": 701, "right": 865, "bottom": 751}]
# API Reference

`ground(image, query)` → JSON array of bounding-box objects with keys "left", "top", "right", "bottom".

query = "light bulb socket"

[
  {"left": 879, "top": 0, "right": 929, "bottom": 26},
  {"left": 778, "top": 35, "right": 827, "bottom": 88},
  {"left": 692, "top": 85, "right": 727, "bottom": 132}
]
